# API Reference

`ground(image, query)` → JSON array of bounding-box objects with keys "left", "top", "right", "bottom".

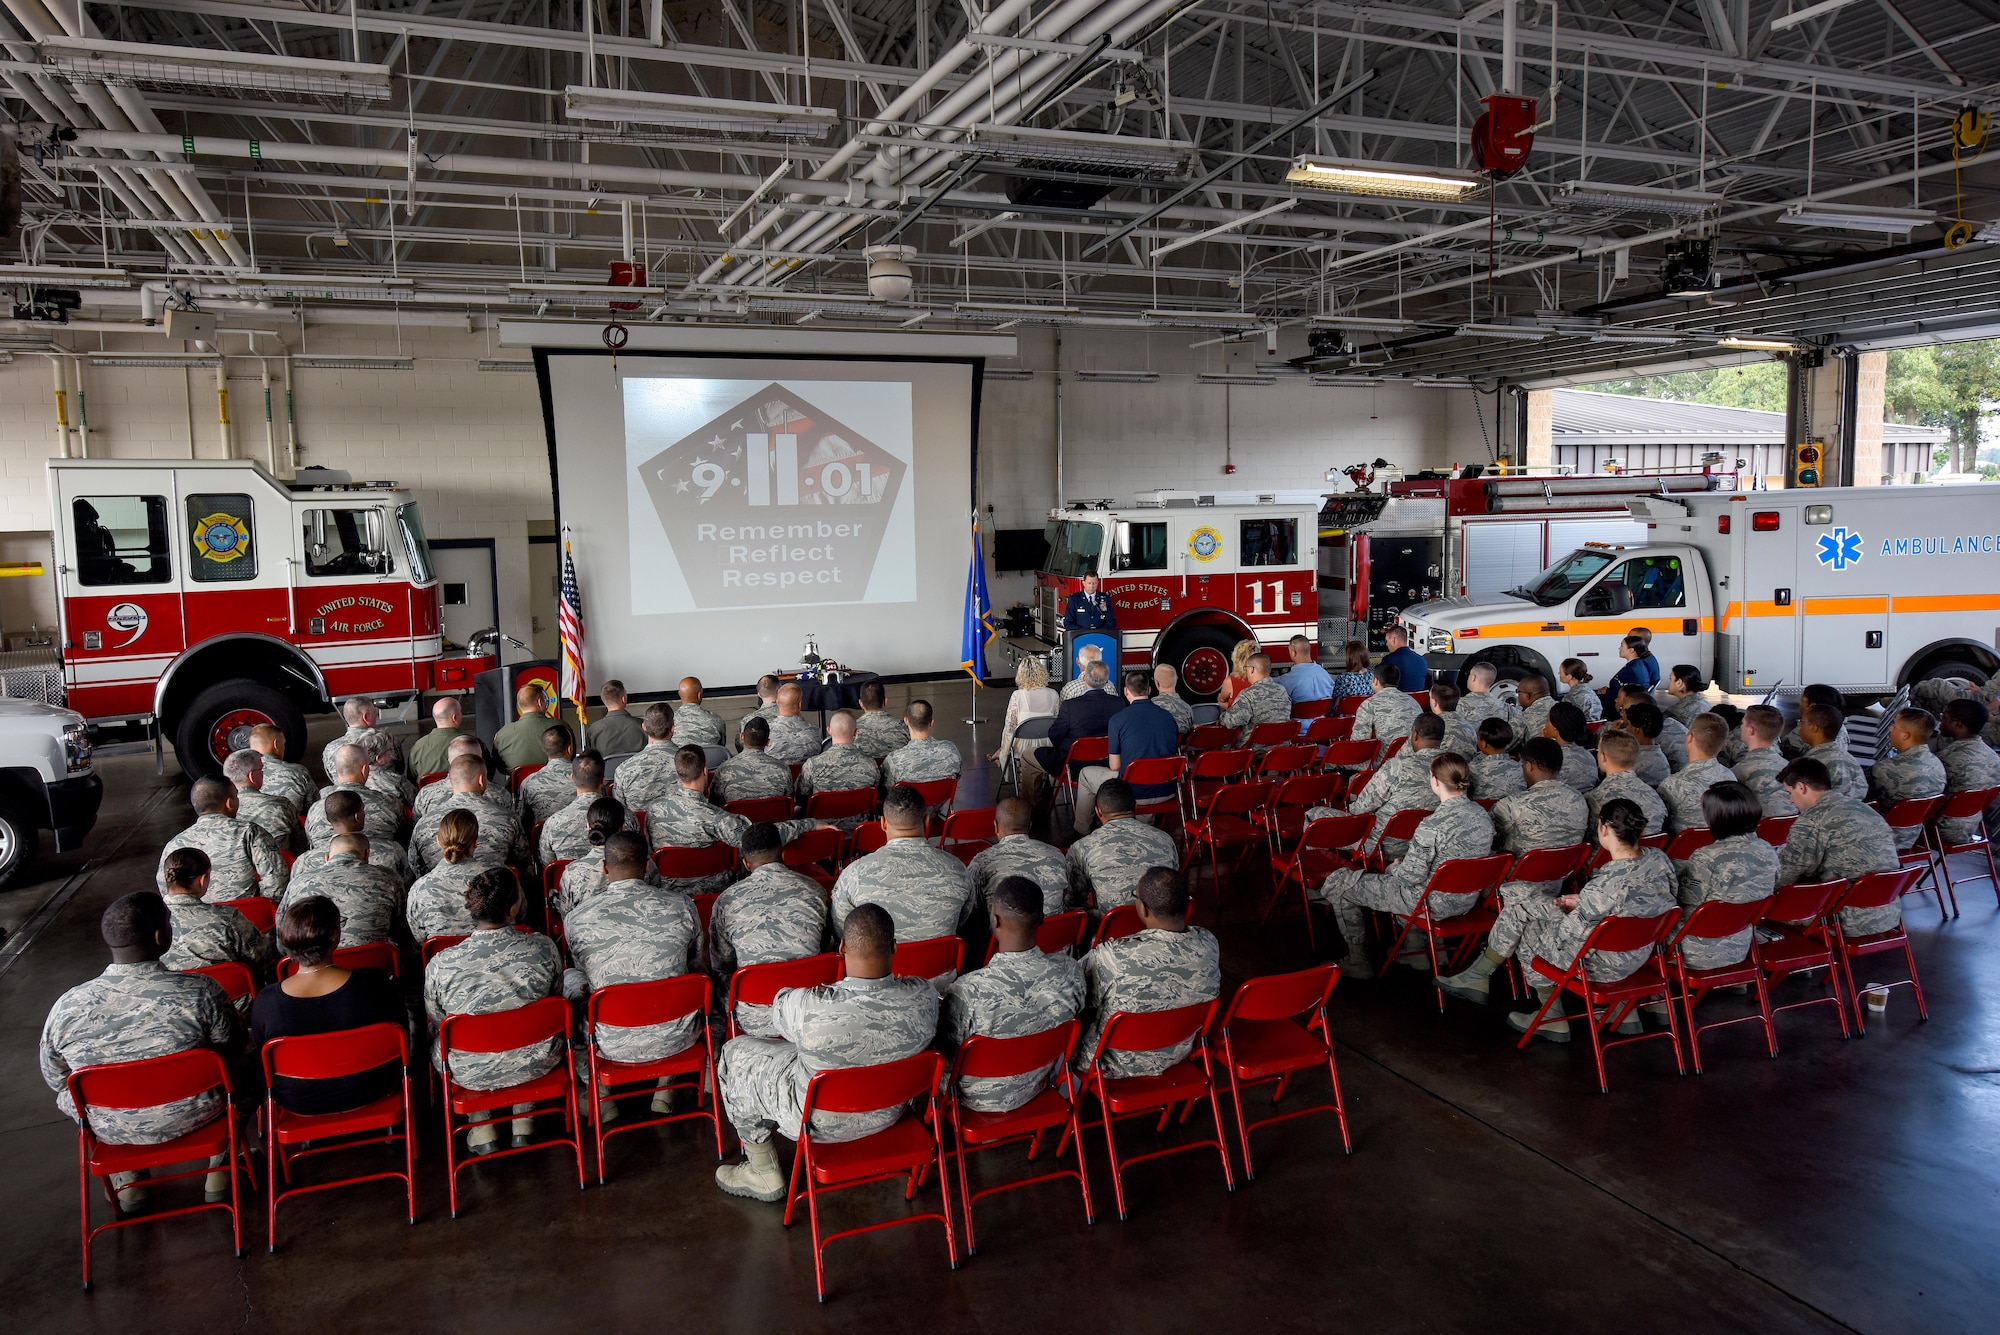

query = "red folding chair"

[
  {"left": 1121, "top": 757, "right": 1187, "bottom": 828},
  {"left": 69, "top": 1049, "right": 253, "bottom": 1288},
  {"left": 1092, "top": 904, "right": 1144, "bottom": 947},
  {"left": 1342, "top": 766, "right": 1380, "bottom": 805},
  {"left": 585, "top": 975, "right": 723, "bottom": 1182},
  {"left": 1075, "top": 1000, "right": 1234, "bottom": 1220},
  {"left": 1304, "top": 715, "right": 1355, "bottom": 747},
  {"left": 944, "top": 1020, "right": 1091, "bottom": 1253},
  {"left": 903, "top": 776, "right": 959, "bottom": 817},
  {"left": 893, "top": 935, "right": 965, "bottom": 981},
  {"left": 1054, "top": 737, "right": 1110, "bottom": 817},
  {"left": 653, "top": 842, "right": 736, "bottom": 883},
  {"left": 1874, "top": 796, "right": 1948, "bottom": 916},
  {"left": 1334, "top": 694, "right": 1368, "bottom": 717},
  {"left": 214, "top": 896, "right": 276, "bottom": 934},
  {"left": 184, "top": 961, "right": 256, "bottom": 1007},
  {"left": 982, "top": 910, "right": 1090, "bottom": 964},
  {"left": 508, "top": 762, "right": 546, "bottom": 794},
  {"left": 726, "top": 795, "right": 795, "bottom": 823},
  {"left": 1758, "top": 880, "right": 1853, "bottom": 1040},
  {"left": 783, "top": 1052, "right": 956, "bottom": 1302},
  {"left": 1409, "top": 691, "right": 1430, "bottom": 711},
  {"left": 1640, "top": 832, "right": 1671, "bottom": 850},
  {"left": 1255, "top": 743, "right": 1317, "bottom": 782},
  {"left": 1755, "top": 815, "right": 1797, "bottom": 846},
  {"left": 805, "top": 787, "right": 877, "bottom": 825},
  {"left": 422, "top": 934, "right": 469, "bottom": 966},
  {"left": 418, "top": 771, "right": 448, "bottom": 789},
  {"left": 542, "top": 858, "right": 574, "bottom": 900},
  {"left": 1266, "top": 772, "right": 1343, "bottom": 852},
  {"left": 938, "top": 807, "right": 998, "bottom": 863},
  {"left": 1248, "top": 721, "right": 1298, "bottom": 749},
  {"left": 1184, "top": 724, "right": 1239, "bottom": 752},
  {"left": 1664, "top": 896, "right": 1778, "bottom": 1073},
  {"left": 1833, "top": 868, "right": 1931, "bottom": 1035},
  {"left": 780, "top": 826, "right": 844, "bottom": 889},
  {"left": 1359, "top": 807, "right": 1428, "bottom": 871},
  {"left": 726, "top": 953, "right": 844, "bottom": 1039},
  {"left": 849, "top": 821, "right": 889, "bottom": 859},
  {"left": 1662, "top": 828, "right": 1716, "bottom": 861},
  {"left": 1217, "top": 965, "right": 1351, "bottom": 1177},
  {"left": 1183, "top": 748, "right": 1252, "bottom": 821},
  {"left": 1517, "top": 908, "right": 1685, "bottom": 1093},
  {"left": 261, "top": 1023, "right": 416, "bottom": 1251},
  {"left": 1379, "top": 853, "right": 1515, "bottom": 1003},
  {"left": 277, "top": 941, "right": 399, "bottom": 981},
  {"left": 436, "top": 997, "right": 585, "bottom": 1216},
  {"left": 1924, "top": 785, "right": 2000, "bottom": 914},
  {"left": 1379, "top": 735, "right": 1407, "bottom": 761},
  {"left": 1290, "top": 698, "right": 1332, "bottom": 720},
  {"left": 1182, "top": 780, "right": 1275, "bottom": 905},
  {"left": 1267, "top": 813, "right": 1372, "bottom": 946}
]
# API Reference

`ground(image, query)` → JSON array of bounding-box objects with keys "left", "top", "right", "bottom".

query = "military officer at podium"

[{"left": 1062, "top": 572, "right": 1117, "bottom": 635}]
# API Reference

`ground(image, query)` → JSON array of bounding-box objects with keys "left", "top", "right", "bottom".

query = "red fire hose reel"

[{"left": 1472, "top": 95, "right": 1538, "bottom": 177}]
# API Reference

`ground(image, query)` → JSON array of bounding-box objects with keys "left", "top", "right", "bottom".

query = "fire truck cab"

[
  {"left": 1036, "top": 495, "right": 1321, "bottom": 700},
  {"left": 47, "top": 458, "right": 486, "bottom": 779}
]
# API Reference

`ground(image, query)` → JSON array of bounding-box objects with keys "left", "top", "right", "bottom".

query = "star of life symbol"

[{"left": 1816, "top": 526, "right": 1862, "bottom": 571}]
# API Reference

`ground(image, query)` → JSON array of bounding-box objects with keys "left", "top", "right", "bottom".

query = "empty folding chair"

[
  {"left": 262, "top": 1023, "right": 417, "bottom": 1251},
  {"left": 1320, "top": 738, "right": 1380, "bottom": 776},
  {"left": 944, "top": 1020, "right": 1092, "bottom": 1253},
  {"left": 1184, "top": 748, "right": 1252, "bottom": 819},
  {"left": 584, "top": 975, "right": 723, "bottom": 1182},
  {"left": 1757, "top": 880, "right": 1853, "bottom": 1041},
  {"left": 1516, "top": 908, "right": 1686, "bottom": 1093},
  {"left": 1924, "top": 785, "right": 2000, "bottom": 913},
  {"left": 1181, "top": 780, "right": 1275, "bottom": 908},
  {"left": 1265, "top": 772, "right": 1342, "bottom": 855},
  {"left": 999, "top": 715, "right": 1054, "bottom": 795},
  {"left": 1267, "top": 813, "right": 1372, "bottom": 947},
  {"left": 1075, "top": 1000, "right": 1234, "bottom": 1219},
  {"left": 1833, "top": 868, "right": 1931, "bottom": 1035},
  {"left": 436, "top": 997, "right": 586, "bottom": 1217},
  {"left": 1663, "top": 896, "right": 1778, "bottom": 1073},
  {"left": 1189, "top": 703, "right": 1224, "bottom": 727},
  {"left": 1255, "top": 743, "right": 1318, "bottom": 783},
  {"left": 1216, "top": 965, "right": 1352, "bottom": 1177}
]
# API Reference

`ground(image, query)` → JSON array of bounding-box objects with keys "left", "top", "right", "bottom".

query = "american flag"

[{"left": 557, "top": 531, "right": 586, "bottom": 727}]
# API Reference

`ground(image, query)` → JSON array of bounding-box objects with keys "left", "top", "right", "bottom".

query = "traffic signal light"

[{"left": 1793, "top": 441, "right": 1822, "bottom": 488}]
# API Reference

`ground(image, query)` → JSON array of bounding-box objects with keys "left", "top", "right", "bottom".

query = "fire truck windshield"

[
  {"left": 1043, "top": 519, "right": 1105, "bottom": 578},
  {"left": 397, "top": 503, "right": 435, "bottom": 583},
  {"left": 1518, "top": 549, "right": 1616, "bottom": 606}
]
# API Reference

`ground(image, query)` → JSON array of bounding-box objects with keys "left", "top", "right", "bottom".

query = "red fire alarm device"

[{"left": 1472, "top": 95, "right": 1537, "bottom": 177}]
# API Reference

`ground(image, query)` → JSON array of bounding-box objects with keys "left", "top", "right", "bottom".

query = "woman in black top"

[{"left": 250, "top": 895, "right": 407, "bottom": 1115}]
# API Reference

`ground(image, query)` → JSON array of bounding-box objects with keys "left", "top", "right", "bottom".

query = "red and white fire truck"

[
  {"left": 1034, "top": 470, "right": 1733, "bottom": 698},
  {"left": 39, "top": 459, "right": 491, "bottom": 778}
]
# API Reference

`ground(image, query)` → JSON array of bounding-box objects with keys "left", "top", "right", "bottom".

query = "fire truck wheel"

[
  {"left": 1159, "top": 624, "right": 1241, "bottom": 702},
  {"left": 0, "top": 800, "right": 35, "bottom": 891},
  {"left": 173, "top": 681, "right": 308, "bottom": 781}
]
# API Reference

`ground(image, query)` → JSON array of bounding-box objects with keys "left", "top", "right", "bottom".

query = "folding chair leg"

[
  {"left": 1226, "top": 1065, "right": 1256, "bottom": 1181},
  {"left": 1905, "top": 940, "right": 1930, "bottom": 1022}
]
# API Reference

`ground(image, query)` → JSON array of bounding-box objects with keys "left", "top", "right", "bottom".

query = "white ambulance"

[{"left": 1397, "top": 483, "right": 2000, "bottom": 698}]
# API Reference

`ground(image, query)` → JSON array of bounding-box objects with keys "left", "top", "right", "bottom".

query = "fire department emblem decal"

[
  {"left": 192, "top": 512, "right": 251, "bottom": 564},
  {"left": 1187, "top": 526, "right": 1223, "bottom": 563}
]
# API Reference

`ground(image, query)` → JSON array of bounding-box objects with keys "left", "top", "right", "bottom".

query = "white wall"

[{"left": 0, "top": 321, "right": 1486, "bottom": 661}]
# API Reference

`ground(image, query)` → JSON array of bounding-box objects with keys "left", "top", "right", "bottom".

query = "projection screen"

[{"left": 539, "top": 350, "right": 981, "bottom": 692}]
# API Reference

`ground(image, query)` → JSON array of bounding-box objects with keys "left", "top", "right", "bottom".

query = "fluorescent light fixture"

[
  {"left": 1198, "top": 373, "right": 1276, "bottom": 386},
  {"left": 1557, "top": 180, "right": 1724, "bottom": 218},
  {"left": 967, "top": 123, "right": 1192, "bottom": 175},
  {"left": 563, "top": 87, "right": 836, "bottom": 137},
  {"left": 0, "top": 334, "right": 56, "bottom": 351},
  {"left": 1252, "top": 363, "right": 1310, "bottom": 375},
  {"left": 1719, "top": 335, "right": 1800, "bottom": 351},
  {"left": 0, "top": 264, "right": 130, "bottom": 288},
  {"left": 956, "top": 300, "right": 1079, "bottom": 316},
  {"left": 1412, "top": 377, "right": 1474, "bottom": 387},
  {"left": 1075, "top": 369, "right": 1160, "bottom": 383},
  {"left": 1770, "top": 0, "right": 1861, "bottom": 32},
  {"left": 1781, "top": 201, "right": 1935, "bottom": 235},
  {"left": 1286, "top": 156, "right": 1483, "bottom": 202},
  {"left": 1590, "top": 329, "right": 1686, "bottom": 344},
  {"left": 1151, "top": 199, "right": 1297, "bottom": 262},
  {"left": 983, "top": 367, "right": 1036, "bottom": 380},
  {"left": 1456, "top": 323, "right": 1549, "bottom": 342},
  {"left": 507, "top": 281, "right": 668, "bottom": 302},
  {"left": 235, "top": 274, "right": 413, "bottom": 302},
  {"left": 1313, "top": 375, "right": 1384, "bottom": 387},
  {"left": 1313, "top": 315, "right": 1417, "bottom": 333},
  {"left": 41, "top": 36, "right": 392, "bottom": 100},
  {"left": 87, "top": 353, "right": 222, "bottom": 369},
  {"left": 476, "top": 359, "right": 536, "bottom": 373},
  {"left": 291, "top": 355, "right": 416, "bottom": 371},
  {"left": 1145, "top": 308, "right": 1261, "bottom": 326}
]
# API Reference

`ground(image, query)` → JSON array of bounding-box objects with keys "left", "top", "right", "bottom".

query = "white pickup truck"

[
  {"left": 0, "top": 698, "right": 101, "bottom": 889},
  {"left": 1399, "top": 483, "right": 2000, "bottom": 699}
]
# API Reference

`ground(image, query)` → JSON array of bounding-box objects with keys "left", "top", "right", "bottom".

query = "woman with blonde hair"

[
  {"left": 1218, "top": 637, "right": 1259, "bottom": 705},
  {"left": 991, "top": 652, "right": 1061, "bottom": 769}
]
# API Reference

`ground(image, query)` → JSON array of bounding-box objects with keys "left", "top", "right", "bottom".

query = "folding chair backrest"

[
  {"left": 1011, "top": 715, "right": 1055, "bottom": 744},
  {"left": 1663, "top": 828, "right": 1716, "bottom": 861},
  {"left": 904, "top": 777, "right": 959, "bottom": 809},
  {"left": 1675, "top": 895, "right": 1775, "bottom": 944},
  {"left": 1345, "top": 767, "right": 1380, "bottom": 797},
  {"left": 1249, "top": 722, "right": 1299, "bottom": 749},
  {"left": 1765, "top": 879, "right": 1846, "bottom": 924},
  {"left": 892, "top": 936, "right": 964, "bottom": 979},
  {"left": 703, "top": 746, "right": 731, "bottom": 773},
  {"left": 692, "top": 892, "right": 720, "bottom": 942},
  {"left": 1506, "top": 844, "right": 1588, "bottom": 884},
  {"left": 263, "top": 1021, "right": 407, "bottom": 1084},
  {"left": 589, "top": 974, "right": 710, "bottom": 1030},
  {"left": 731, "top": 953, "right": 843, "bottom": 1010},
  {"left": 1275, "top": 773, "right": 1341, "bottom": 810},
  {"left": 1841, "top": 867, "right": 1925, "bottom": 912},
  {"left": 1410, "top": 692, "right": 1430, "bottom": 711},
  {"left": 1093, "top": 904, "right": 1143, "bottom": 946},
  {"left": 1038, "top": 911, "right": 1089, "bottom": 954},
  {"left": 1334, "top": 694, "right": 1368, "bottom": 716},
  {"left": 422, "top": 934, "right": 468, "bottom": 965},
  {"left": 1640, "top": 832, "right": 1671, "bottom": 850},
  {"left": 1936, "top": 786, "right": 2000, "bottom": 822},
  {"left": 71, "top": 1048, "right": 229, "bottom": 1115},
  {"left": 940, "top": 807, "right": 998, "bottom": 844},
  {"left": 276, "top": 941, "right": 400, "bottom": 981},
  {"left": 1756, "top": 815, "right": 1798, "bottom": 845},
  {"left": 782, "top": 826, "right": 844, "bottom": 869},
  {"left": 1063, "top": 737, "right": 1110, "bottom": 767},
  {"left": 439, "top": 995, "right": 569, "bottom": 1056},
  {"left": 185, "top": 961, "right": 256, "bottom": 1004},
  {"left": 215, "top": 896, "right": 276, "bottom": 935},
  {"left": 803, "top": 1051, "right": 943, "bottom": 1117},
  {"left": 953, "top": 1020, "right": 1080, "bottom": 1082},
  {"left": 1301, "top": 812, "right": 1373, "bottom": 851},
  {"left": 1425, "top": 852, "right": 1514, "bottom": 899},
  {"left": 1321, "top": 740, "right": 1378, "bottom": 769},
  {"left": 654, "top": 842, "right": 735, "bottom": 880},
  {"left": 1380, "top": 735, "right": 1407, "bottom": 760},
  {"left": 1878, "top": 796, "right": 1942, "bottom": 830},
  {"left": 1257, "top": 744, "right": 1317, "bottom": 776},
  {"left": 1120, "top": 757, "right": 1186, "bottom": 791},
  {"left": 509, "top": 762, "right": 545, "bottom": 794},
  {"left": 725, "top": 796, "right": 794, "bottom": 823},
  {"left": 1096, "top": 1000, "right": 1216, "bottom": 1062},
  {"left": 1576, "top": 907, "right": 1680, "bottom": 956},
  {"left": 418, "top": 771, "right": 447, "bottom": 789},
  {"left": 1304, "top": 716, "right": 1354, "bottom": 744},
  {"left": 1188, "top": 747, "right": 1251, "bottom": 780},
  {"left": 851, "top": 822, "right": 889, "bottom": 856},
  {"left": 1374, "top": 807, "right": 1428, "bottom": 847},
  {"left": 1185, "top": 725, "right": 1238, "bottom": 752},
  {"left": 1291, "top": 698, "right": 1332, "bottom": 720},
  {"left": 806, "top": 787, "right": 877, "bottom": 822},
  {"left": 1220, "top": 964, "right": 1338, "bottom": 1026},
  {"left": 543, "top": 859, "right": 573, "bottom": 894},
  {"left": 1207, "top": 780, "right": 1274, "bottom": 816}
]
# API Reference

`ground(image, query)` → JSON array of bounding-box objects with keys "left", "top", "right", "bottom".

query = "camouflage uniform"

[
  {"left": 671, "top": 703, "right": 728, "bottom": 749},
  {"left": 754, "top": 699, "right": 783, "bottom": 722},
  {"left": 710, "top": 863, "right": 832, "bottom": 1037},
  {"left": 1320, "top": 797, "right": 1497, "bottom": 956},
  {"left": 1352, "top": 687, "right": 1421, "bottom": 745},
  {"left": 1503, "top": 848, "right": 1677, "bottom": 983},
  {"left": 1937, "top": 736, "right": 2000, "bottom": 843},
  {"left": 305, "top": 781, "right": 402, "bottom": 845},
  {"left": 1777, "top": 792, "right": 1901, "bottom": 933},
  {"left": 854, "top": 711, "right": 911, "bottom": 760},
  {"left": 1782, "top": 719, "right": 1853, "bottom": 763},
  {"left": 797, "top": 745, "right": 881, "bottom": 824},
  {"left": 411, "top": 791, "right": 525, "bottom": 872},
  {"left": 1674, "top": 834, "right": 1779, "bottom": 969},
  {"left": 323, "top": 726, "right": 401, "bottom": 782},
  {"left": 1470, "top": 752, "right": 1526, "bottom": 802},
  {"left": 1430, "top": 712, "right": 1478, "bottom": 757},
  {"left": 1220, "top": 677, "right": 1294, "bottom": 743},
  {"left": 711, "top": 749, "right": 794, "bottom": 804},
  {"left": 1664, "top": 693, "right": 1711, "bottom": 728},
  {"left": 1556, "top": 743, "right": 1602, "bottom": 793},
  {"left": 1491, "top": 777, "right": 1591, "bottom": 916},
  {"left": 405, "top": 857, "right": 496, "bottom": 941},
  {"left": 158, "top": 812, "right": 289, "bottom": 900},
  {"left": 830, "top": 839, "right": 977, "bottom": 972},
  {"left": 303, "top": 831, "right": 407, "bottom": 883},
  {"left": 1455, "top": 692, "right": 1516, "bottom": 734},
  {"left": 258, "top": 754, "right": 315, "bottom": 819},
  {"left": 413, "top": 779, "right": 457, "bottom": 823},
  {"left": 516, "top": 759, "right": 576, "bottom": 828},
  {"left": 539, "top": 791, "right": 632, "bottom": 864},
  {"left": 1658, "top": 757, "right": 1733, "bottom": 834},
  {"left": 1066, "top": 818, "right": 1178, "bottom": 912},
  {"left": 941, "top": 949, "right": 1086, "bottom": 1113},
  {"left": 41, "top": 961, "right": 241, "bottom": 1143},
  {"left": 1656, "top": 716, "right": 1691, "bottom": 773},
  {"left": 1151, "top": 692, "right": 1194, "bottom": 736},
  {"left": 1805, "top": 741, "right": 1869, "bottom": 804},
  {"left": 1074, "top": 927, "right": 1221, "bottom": 1078},
  {"left": 553, "top": 849, "right": 661, "bottom": 919},
  {"left": 968, "top": 834, "right": 1072, "bottom": 914},
  {"left": 1347, "top": 749, "right": 1441, "bottom": 855},
  {"left": 363, "top": 763, "right": 416, "bottom": 809},
  {"left": 281, "top": 851, "right": 402, "bottom": 945},
  {"left": 883, "top": 738, "right": 963, "bottom": 787},
  {"left": 717, "top": 974, "right": 939, "bottom": 1144},
  {"left": 610, "top": 743, "right": 682, "bottom": 815},
  {"left": 1585, "top": 772, "right": 1667, "bottom": 842},
  {"left": 764, "top": 715, "right": 824, "bottom": 766},
  {"left": 1629, "top": 742, "right": 1670, "bottom": 788},
  {"left": 1869, "top": 744, "right": 1947, "bottom": 849},
  {"left": 1514, "top": 697, "right": 1556, "bottom": 745},
  {"left": 423, "top": 928, "right": 563, "bottom": 1087},
  {"left": 1561, "top": 684, "right": 1603, "bottom": 722},
  {"left": 646, "top": 786, "right": 813, "bottom": 893},
  {"left": 1731, "top": 748, "right": 1799, "bottom": 819},
  {"left": 161, "top": 893, "right": 273, "bottom": 978},
  {"left": 564, "top": 880, "right": 703, "bottom": 1061},
  {"left": 234, "top": 789, "right": 297, "bottom": 850}
]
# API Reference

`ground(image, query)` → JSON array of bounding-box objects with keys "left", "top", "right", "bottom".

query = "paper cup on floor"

[{"left": 1863, "top": 985, "right": 1891, "bottom": 1014}]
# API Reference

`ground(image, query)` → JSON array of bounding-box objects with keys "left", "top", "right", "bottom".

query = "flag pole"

[{"left": 962, "top": 513, "right": 991, "bottom": 725}]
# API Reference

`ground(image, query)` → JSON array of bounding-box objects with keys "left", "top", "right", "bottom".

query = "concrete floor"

[{"left": 2, "top": 680, "right": 1995, "bottom": 1333}]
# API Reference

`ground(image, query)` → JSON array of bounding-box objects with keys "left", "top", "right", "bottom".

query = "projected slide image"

[{"left": 627, "top": 378, "right": 913, "bottom": 612}]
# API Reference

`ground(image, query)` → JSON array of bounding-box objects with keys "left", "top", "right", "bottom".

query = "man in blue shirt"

[
  {"left": 1278, "top": 635, "right": 1333, "bottom": 704},
  {"left": 1380, "top": 624, "right": 1429, "bottom": 692},
  {"left": 1073, "top": 672, "right": 1179, "bottom": 836},
  {"left": 1062, "top": 572, "right": 1117, "bottom": 634}
]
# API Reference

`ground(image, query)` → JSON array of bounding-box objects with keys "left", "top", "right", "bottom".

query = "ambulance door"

[
  {"left": 1738, "top": 510, "right": 1800, "bottom": 691},
  {"left": 53, "top": 467, "right": 187, "bottom": 719},
  {"left": 293, "top": 501, "right": 418, "bottom": 696},
  {"left": 1797, "top": 509, "right": 1888, "bottom": 690},
  {"left": 1569, "top": 551, "right": 1694, "bottom": 673}
]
